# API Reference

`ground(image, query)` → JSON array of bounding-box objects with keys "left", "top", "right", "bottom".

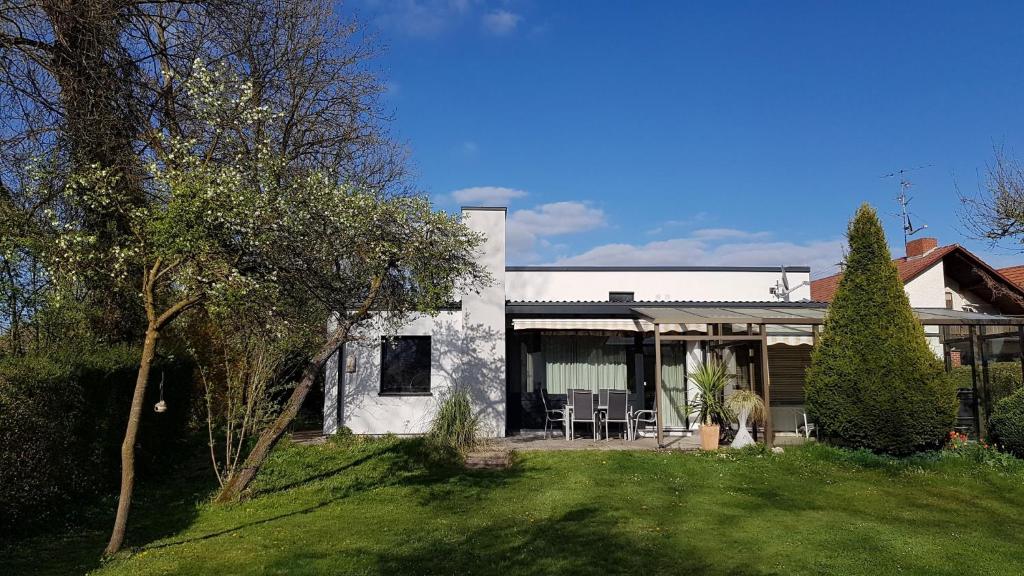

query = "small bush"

[
  {"left": 990, "top": 388, "right": 1024, "bottom": 457},
  {"left": 428, "top": 389, "right": 479, "bottom": 457}
]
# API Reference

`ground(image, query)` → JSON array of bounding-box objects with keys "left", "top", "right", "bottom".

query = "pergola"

[{"left": 630, "top": 304, "right": 1024, "bottom": 448}]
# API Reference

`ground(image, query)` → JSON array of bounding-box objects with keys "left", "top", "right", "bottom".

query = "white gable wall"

[
  {"left": 903, "top": 259, "right": 1004, "bottom": 357},
  {"left": 903, "top": 261, "right": 946, "bottom": 308}
]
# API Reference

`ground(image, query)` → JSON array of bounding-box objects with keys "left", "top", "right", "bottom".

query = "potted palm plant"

[
  {"left": 725, "top": 389, "right": 766, "bottom": 449},
  {"left": 689, "top": 358, "right": 733, "bottom": 451}
]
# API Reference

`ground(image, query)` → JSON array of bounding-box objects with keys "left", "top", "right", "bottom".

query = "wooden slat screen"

[{"left": 767, "top": 344, "right": 812, "bottom": 406}]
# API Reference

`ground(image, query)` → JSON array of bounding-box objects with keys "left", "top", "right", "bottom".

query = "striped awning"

[{"left": 766, "top": 325, "right": 814, "bottom": 346}]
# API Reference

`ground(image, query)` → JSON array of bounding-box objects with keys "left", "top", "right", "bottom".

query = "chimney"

[{"left": 906, "top": 237, "right": 938, "bottom": 258}]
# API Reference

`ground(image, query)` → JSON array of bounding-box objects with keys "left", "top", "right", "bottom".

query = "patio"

[
  {"left": 509, "top": 301, "right": 1024, "bottom": 446},
  {"left": 494, "top": 430, "right": 813, "bottom": 451}
]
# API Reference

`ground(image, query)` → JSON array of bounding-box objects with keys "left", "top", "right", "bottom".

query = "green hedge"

[
  {"left": 950, "top": 362, "right": 1021, "bottom": 404},
  {"left": 0, "top": 346, "right": 193, "bottom": 535},
  {"left": 990, "top": 388, "right": 1024, "bottom": 457}
]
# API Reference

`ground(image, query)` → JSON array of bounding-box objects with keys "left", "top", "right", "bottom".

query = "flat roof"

[
  {"left": 506, "top": 266, "right": 811, "bottom": 273},
  {"left": 504, "top": 300, "right": 1024, "bottom": 326},
  {"left": 632, "top": 305, "right": 1024, "bottom": 326}
]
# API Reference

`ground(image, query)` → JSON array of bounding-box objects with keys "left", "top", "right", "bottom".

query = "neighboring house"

[
  {"left": 812, "top": 237, "right": 1024, "bottom": 435},
  {"left": 998, "top": 265, "right": 1024, "bottom": 290},
  {"left": 811, "top": 237, "right": 1024, "bottom": 315},
  {"left": 811, "top": 238, "right": 1024, "bottom": 355},
  {"left": 324, "top": 211, "right": 1024, "bottom": 444}
]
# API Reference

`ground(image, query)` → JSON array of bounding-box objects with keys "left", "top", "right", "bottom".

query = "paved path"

[{"left": 491, "top": 432, "right": 701, "bottom": 451}]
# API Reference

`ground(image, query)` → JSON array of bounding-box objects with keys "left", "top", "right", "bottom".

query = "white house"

[{"left": 323, "top": 208, "right": 1024, "bottom": 445}]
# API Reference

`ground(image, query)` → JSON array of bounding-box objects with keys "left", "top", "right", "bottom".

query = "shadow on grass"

[
  {"left": 354, "top": 505, "right": 774, "bottom": 576},
  {"left": 245, "top": 441, "right": 397, "bottom": 498},
  {"left": 139, "top": 438, "right": 525, "bottom": 553},
  {"left": 0, "top": 456, "right": 212, "bottom": 576}
]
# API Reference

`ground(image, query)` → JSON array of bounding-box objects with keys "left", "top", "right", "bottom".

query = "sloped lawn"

[{"left": 5, "top": 436, "right": 1024, "bottom": 575}]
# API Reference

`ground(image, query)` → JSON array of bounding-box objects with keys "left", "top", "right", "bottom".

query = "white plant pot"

[{"left": 731, "top": 407, "right": 755, "bottom": 448}]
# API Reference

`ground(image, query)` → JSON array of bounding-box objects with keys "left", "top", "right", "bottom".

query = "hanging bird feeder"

[{"left": 154, "top": 371, "right": 167, "bottom": 413}]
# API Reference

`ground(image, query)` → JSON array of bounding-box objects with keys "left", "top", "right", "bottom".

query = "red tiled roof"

[
  {"left": 810, "top": 244, "right": 958, "bottom": 302},
  {"left": 998, "top": 265, "right": 1024, "bottom": 289}
]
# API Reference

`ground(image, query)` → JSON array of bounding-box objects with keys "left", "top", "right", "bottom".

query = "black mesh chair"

[
  {"left": 604, "top": 390, "right": 631, "bottom": 440},
  {"left": 570, "top": 389, "right": 599, "bottom": 441}
]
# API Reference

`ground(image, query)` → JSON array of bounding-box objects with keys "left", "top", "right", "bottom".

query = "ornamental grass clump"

[
  {"left": 805, "top": 204, "right": 958, "bottom": 455},
  {"left": 428, "top": 389, "right": 480, "bottom": 457}
]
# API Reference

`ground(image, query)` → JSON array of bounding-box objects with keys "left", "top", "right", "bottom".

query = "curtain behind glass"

[
  {"left": 661, "top": 344, "right": 689, "bottom": 428},
  {"left": 542, "top": 335, "right": 627, "bottom": 394}
]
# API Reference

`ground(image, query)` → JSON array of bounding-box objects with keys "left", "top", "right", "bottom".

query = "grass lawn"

[{"left": 4, "top": 437, "right": 1024, "bottom": 576}]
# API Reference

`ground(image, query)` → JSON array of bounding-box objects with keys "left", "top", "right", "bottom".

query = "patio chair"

[
  {"left": 570, "top": 389, "right": 600, "bottom": 441},
  {"left": 604, "top": 390, "right": 631, "bottom": 440},
  {"left": 539, "top": 387, "right": 568, "bottom": 440},
  {"left": 798, "top": 413, "right": 816, "bottom": 439},
  {"left": 563, "top": 388, "right": 583, "bottom": 439},
  {"left": 631, "top": 407, "right": 657, "bottom": 439}
]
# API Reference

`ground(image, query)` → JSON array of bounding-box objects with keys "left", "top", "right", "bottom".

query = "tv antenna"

[
  {"left": 881, "top": 165, "right": 931, "bottom": 246},
  {"left": 770, "top": 266, "right": 810, "bottom": 302}
]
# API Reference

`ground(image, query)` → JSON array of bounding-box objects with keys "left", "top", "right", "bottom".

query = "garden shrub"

[
  {"left": 805, "top": 204, "right": 959, "bottom": 455},
  {"left": 0, "top": 345, "right": 193, "bottom": 535},
  {"left": 989, "top": 388, "right": 1024, "bottom": 457}
]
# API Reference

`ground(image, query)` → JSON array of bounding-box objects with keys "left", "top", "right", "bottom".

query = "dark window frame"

[
  {"left": 379, "top": 336, "right": 432, "bottom": 396},
  {"left": 609, "top": 291, "right": 635, "bottom": 302}
]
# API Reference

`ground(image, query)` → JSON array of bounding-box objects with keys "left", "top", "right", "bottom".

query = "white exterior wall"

[
  {"left": 945, "top": 276, "right": 998, "bottom": 314},
  {"left": 506, "top": 269, "right": 811, "bottom": 302},
  {"left": 903, "top": 261, "right": 947, "bottom": 308},
  {"left": 325, "top": 207, "right": 508, "bottom": 437},
  {"left": 461, "top": 208, "right": 508, "bottom": 437},
  {"left": 903, "top": 259, "right": 1003, "bottom": 357},
  {"left": 329, "top": 313, "right": 464, "bottom": 435},
  {"left": 903, "top": 261, "right": 947, "bottom": 356}
]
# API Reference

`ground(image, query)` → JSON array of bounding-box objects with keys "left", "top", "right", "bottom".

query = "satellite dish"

[{"left": 771, "top": 266, "right": 810, "bottom": 302}]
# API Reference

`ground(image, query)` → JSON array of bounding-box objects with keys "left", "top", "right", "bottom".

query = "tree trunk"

[
  {"left": 214, "top": 339, "right": 340, "bottom": 503},
  {"left": 215, "top": 275, "right": 383, "bottom": 503},
  {"left": 103, "top": 324, "right": 159, "bottom": 557}
]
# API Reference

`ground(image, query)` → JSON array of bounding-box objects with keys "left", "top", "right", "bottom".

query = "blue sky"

[{"left": 350, "top": 1, "right": 1024, "bottom": 277}]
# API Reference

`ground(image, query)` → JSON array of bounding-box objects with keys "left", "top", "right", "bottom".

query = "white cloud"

[
  {"left": 450, "top": 186, "right": 527, "bottom": 205},
  {"left": 645, "top": 212, "right": 711, "bottom": 235},
  {"left": 689, "top": 228, "right": 772, "bottom": 241},
  {"left": 457, "top": 140, "right": 479, "bottom": 157},
  {"left": 370, "top": 0, "right": 472, "bottom": 38},
  {"left": 552, "top": 231, "right": 845, "bottom": 279},
  {"left": 482, "top": 9, "right": 522, "bottom": 35},
  {"left": 507, "top": 201, "right": 607, "bottom": 262}
]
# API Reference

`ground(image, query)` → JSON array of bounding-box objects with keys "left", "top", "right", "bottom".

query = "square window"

[{"left": 380, "top": 336, "right": 431, "bottom": 395}]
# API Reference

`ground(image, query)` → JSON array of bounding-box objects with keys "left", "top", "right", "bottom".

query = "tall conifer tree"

[{"left": 806, "top": 204, "right": 958, "bottom": 454}]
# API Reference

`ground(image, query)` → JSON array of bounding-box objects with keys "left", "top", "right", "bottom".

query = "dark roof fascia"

[
  {"left": 506, "top": 266, "right": 811, "bottom": 273},
  {"left": 461, "top": 206, "right": 507, "bottom": 212}
]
